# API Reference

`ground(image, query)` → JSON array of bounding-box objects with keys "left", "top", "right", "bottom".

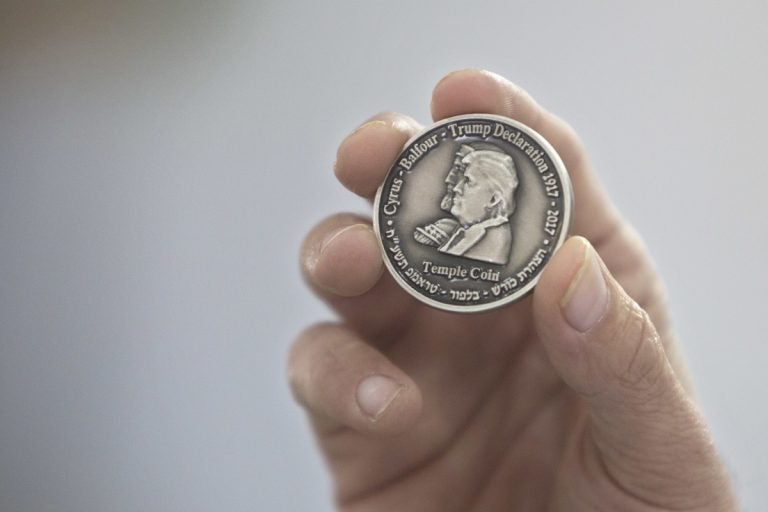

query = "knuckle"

[
  {"left": 285, "top": 356, "right": 306, "bottom": 406},
  {"left": 285, "top": 335, "right": 310, "bottom": 404},
  {"left": 547, "top": 116, "right": 587, "bottom": 171},
  {"left": 286, "top": 322, "right": 341, "bottom": 404},
  {"left": 558, "top": 118, "right": 582, "bottom": 147},
  {"left": 610, "top": 298, "right": 665, "bottom": 396}
]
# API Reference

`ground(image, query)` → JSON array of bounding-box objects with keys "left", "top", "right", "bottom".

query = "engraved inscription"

[{"left": 421, "top": 261, "right": 500, "bottom": 283}]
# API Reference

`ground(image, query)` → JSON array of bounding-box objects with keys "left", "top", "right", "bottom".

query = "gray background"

[{"left": 1, "top": 1, "right": 766, "bottom": 510}]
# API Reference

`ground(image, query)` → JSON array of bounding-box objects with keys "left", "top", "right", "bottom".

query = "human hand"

[{"left": 289, "top": 69, "right": 736, "bottom": 511}]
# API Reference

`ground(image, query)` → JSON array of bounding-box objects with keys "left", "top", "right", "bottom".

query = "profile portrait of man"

[
  {"left": 439, "top": 144, "right": 474, "bottom": 211},
  {"left": 414, "top": 146, "right": 519, "bottom": 265}
]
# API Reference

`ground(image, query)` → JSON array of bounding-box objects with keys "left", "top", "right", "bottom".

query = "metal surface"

[{"left": 374, "top": 114, "right": 573, "bottom": 313}]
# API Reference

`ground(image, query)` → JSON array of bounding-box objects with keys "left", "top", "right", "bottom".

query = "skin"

[{"left": 289, "top": 69, "right": 737, "bottom": 511}]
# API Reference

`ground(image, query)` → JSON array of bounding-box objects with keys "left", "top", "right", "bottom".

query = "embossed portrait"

[{"left": 414, "top": 144, "right": 519, "bottom": 265}]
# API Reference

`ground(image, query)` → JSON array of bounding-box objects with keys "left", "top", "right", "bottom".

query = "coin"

[{"left": 373, "top": 114, "right": 573, "bottom": 313}]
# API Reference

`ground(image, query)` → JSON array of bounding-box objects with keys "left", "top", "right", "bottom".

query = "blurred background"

[{"left": 1, "top": 1, "right": 766, "bottom": 510}]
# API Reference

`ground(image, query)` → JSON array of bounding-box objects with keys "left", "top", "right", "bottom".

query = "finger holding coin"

[
  {"left": 301, "top": 213, "right": 383, "bottom": 298},
  {"left": 317, "top": 70, "right": 641, "bottom": 318},
  {"left": 300, "top": 213, "right": 422, "bottom": 341}
]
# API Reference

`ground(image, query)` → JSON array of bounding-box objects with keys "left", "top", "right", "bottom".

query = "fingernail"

[
  {"left": 310, "top": 224, "right": 381, "bottom": 296},
  {"left": 356, "top": 374, "right": 403, "bottom": 421},
  {"left": 345, "top": 120, "right": 388, "bottom": 142},
  {"left": 336, "top": 120, "right": 388, "bottom": 164},
  {"left": 561, "top": 240, "right": 609, "bottom": 333},
  {"left": 319, "top": 224, "right": 372, "bottom": 256}
]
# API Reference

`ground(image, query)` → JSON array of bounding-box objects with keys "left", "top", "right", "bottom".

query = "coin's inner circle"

[{"left": 375, "top": 115, "right": 571, "bottom": 313}]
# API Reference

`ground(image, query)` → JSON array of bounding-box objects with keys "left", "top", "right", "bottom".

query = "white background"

[{"left": 1, "top": 1, "right": 766, "bottom": 510}]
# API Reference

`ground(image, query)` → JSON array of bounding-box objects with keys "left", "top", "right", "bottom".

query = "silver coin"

[{"left": 373, "top": 114, "right": 573, "bottom": 313}]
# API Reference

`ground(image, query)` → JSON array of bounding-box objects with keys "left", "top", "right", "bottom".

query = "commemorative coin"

[{"left": 373, "top": 114, "right": 573, "bottom": 313}]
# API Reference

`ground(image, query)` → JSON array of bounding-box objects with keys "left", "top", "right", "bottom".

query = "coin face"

[{"left": 373, "top": 114, "right": 573, "bottom": 313}]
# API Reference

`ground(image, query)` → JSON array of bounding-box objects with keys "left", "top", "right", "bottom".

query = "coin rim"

[{"left": 373, "top": 113, "right": 574, "bottom": 313}]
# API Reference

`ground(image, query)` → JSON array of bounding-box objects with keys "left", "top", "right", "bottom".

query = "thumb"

[{"left": 533, "top": 236, "right": 734, "bottom": 509}]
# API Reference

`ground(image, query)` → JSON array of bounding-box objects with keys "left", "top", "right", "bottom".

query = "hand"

[{"left": 289, "top": 69, "right": 736, "bottom": 511}]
